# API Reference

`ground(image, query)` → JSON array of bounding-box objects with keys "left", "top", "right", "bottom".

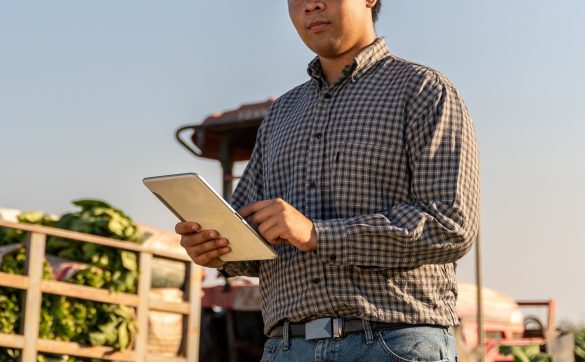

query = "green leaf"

[
  {"left": 125, "top": 271, "right": 137, "bottom": 292},
  {"left": 113, "top": 305, "right": 133, "bottom": 320},
  {"left": 89, "top": 332, "right": 106, "bottom": 346},
  {"left": 46, "top": 237, "right": 73, "bottom": 250},
  {"left": 97, "top": 254, "right": 110, "bottom": 268},
  {"left": 55, "top": 213, "right": 78, "bottom": 229},
  {"left": 73, "top": 199, "right": 112, "bottom": 210},
  {"left": 107, "top": 218, "right": 126, "bottom": 238},
  {"left": 17, "top": 211, "right": 55, "bottom": 225},
  {"left": 120, "top": 251, "right": 137, "bottom": 271},
  {"left": 522, "top": 344, "right": 541, "bottom": 357},
  {"left": 81, "top": 243, "right": 98, "bottom": 255},
  {"left": 96, "top": 319, "right": 117, "bottom": 344},
  {"left": 118, "top": 322, "right": 129, "bottom": 350},
  {"left": 500, "top": 346, "right": 513, "bottom": 355},
  {"left": 124, "top": 225, "right": 137, "bottom": 239}
]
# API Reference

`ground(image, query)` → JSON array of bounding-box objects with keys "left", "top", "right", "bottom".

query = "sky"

[{"left": 1, "top": 1, "right": 584, "bottom": 325}]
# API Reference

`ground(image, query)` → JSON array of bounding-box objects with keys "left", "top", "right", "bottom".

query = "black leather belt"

[{"left": 268, "top": 318, "right": 416, "bottom": 340}]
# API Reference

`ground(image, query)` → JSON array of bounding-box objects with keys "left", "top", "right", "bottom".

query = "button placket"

[{"left": 306, "top": 95, "right": 329, "bottom": 216}]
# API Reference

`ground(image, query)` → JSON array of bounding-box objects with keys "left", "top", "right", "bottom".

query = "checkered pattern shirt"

[{"left": 224, "top": 37, "right": 480, "bottom": 335}]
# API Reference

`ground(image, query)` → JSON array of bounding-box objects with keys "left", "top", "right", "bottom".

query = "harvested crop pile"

[
  {"left": 46, "top": 199, "right": 141, "bottom": 293},
  {"left": 0, "top": 200, "right": 142, "bottom": 361}
]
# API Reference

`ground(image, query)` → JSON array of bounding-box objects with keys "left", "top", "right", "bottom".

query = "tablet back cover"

[{"left": 144, "top": 173, "right": 276, "bottom": 261}]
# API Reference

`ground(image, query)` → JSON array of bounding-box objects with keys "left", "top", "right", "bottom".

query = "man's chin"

[{"left": 308, "top": 42, "right": 344, "bottom": 58}]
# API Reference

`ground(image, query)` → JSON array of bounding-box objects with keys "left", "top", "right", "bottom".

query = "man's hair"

[{"left": 372, "top": 1, "right": 382, "bottom": 23}]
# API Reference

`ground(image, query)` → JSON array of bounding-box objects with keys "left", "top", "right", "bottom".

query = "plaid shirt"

[{"left": 225, "top": 38, "right": 480, "bottom": 334}]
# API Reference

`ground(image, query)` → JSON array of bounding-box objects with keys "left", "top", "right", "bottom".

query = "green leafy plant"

[
  {"left": 0, "top": 246, "right": 55, "bottom": 278},
  {"left": 499, "top": 345, "right": 550, "bottom": 362},
  {"left": 45, "top": 199, "right": 141, "bottom": 293},
  {"left": 0, "top": 349, "right": 104, "bottom": 362},
  {"left": 52, "top": 200, "right": 141, "bottom": 242},
  {"left": 576, "top": 327, "right": 585, "bottom": 361},
  {"left": 0, "top": 199, "right": 142, "bottom": 360},
  {"left": 0, "top": 211, "right": 56, "bottom": 246},
  {"left": 0, "top": 347, "right": 20, "bottom": 362},
  {"left": 88, "top": 304, "right": 137, "bottom": 351},
  {"left": 0, "top": 254, "right": 136, "bottom": 351},
  {"left": 0, "top": 288, "right": 21, "bottom": 335},
  {"left": 39, "top": 295, "right": 137, "bottom": 350}
]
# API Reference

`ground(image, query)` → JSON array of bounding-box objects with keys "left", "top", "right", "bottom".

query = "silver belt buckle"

[
  {"left": 305, "top": 318, "right": 344, "bottom": 340},
  {"left": 332, "top": 318, "right": 343, "bottom": 339},
  {"left": 305, "top": 318, "right": 332, "bottom": 340}
]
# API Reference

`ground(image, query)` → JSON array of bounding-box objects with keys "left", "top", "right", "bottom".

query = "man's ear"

[{"left": 365, "top": 0, "right": 377, "bottom": 9}]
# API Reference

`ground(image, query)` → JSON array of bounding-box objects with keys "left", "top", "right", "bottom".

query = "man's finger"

[
  {"left": 247, "top": 202, "right": 283, "bottom": 226},
  {"left": 195, "top": 247, "right": 231, "bottom": 266},
  {"left": 180, "top": 230, "right": 220, "bottom": 248},
  {"left": 238, "top": 199, "right": 275, "bottom": 218},
  {"left": 257, "top": 215, "right": 280, "bottom": 237},
  {"left": 175, "top": 222, "right": 201, "bottom": 234},
  {"left": 262, "top": 224, "right": 287, "bottom": 244},
  {"left": 190, "top": 238, "right": 229, "bottom": 255}
]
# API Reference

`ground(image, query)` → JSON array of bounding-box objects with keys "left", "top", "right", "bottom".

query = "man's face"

[{"left": 288, "top": 0, "right": 375, "bottom": 58}]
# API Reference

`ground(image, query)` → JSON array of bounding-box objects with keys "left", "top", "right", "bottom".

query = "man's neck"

[{"left": 319, "top": 35, "right": 377, "bottom": 85}]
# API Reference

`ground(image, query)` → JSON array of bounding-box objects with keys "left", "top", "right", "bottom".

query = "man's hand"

[
  {"left": 175, "top": 222, "right": 231, "bottom": 268},
  {"left": 239, "top": 198, "right": 316, "bottom": 252}
]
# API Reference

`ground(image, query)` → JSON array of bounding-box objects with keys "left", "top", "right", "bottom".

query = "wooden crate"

[{"left": 0, "top": 219, "right": 202, "bottom": 362}]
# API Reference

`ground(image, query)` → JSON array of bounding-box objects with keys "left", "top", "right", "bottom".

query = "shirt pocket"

[{"left": 331, "top": 140, "right": 404, "bottom": 217}]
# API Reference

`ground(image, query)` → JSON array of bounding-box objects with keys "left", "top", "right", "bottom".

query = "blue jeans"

[{"left": 260, "top": 324, "right": 457, "bottom": 362}]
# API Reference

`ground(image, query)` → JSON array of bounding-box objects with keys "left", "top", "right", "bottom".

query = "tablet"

[{"left": 143, "top": 173, "right": 277, "bottom": 261}]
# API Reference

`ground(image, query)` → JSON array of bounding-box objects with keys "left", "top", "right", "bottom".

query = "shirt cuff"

[
  {"left": 217, "top": 265, "right": 230, "bottom": 278},
  {"left": 313, "top": 219, "right": 349, "bottom": 265},
  {"left": 222, "top": 262, "right": 240, "bottom": 277}
]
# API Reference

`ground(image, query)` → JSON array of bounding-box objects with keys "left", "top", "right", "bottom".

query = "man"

[{"left": 177, "top": 0, "right": 479, "bottom": 360}]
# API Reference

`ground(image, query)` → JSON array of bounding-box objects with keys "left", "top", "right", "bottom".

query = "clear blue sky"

[{"left": 1, "top": 1, "right": 584, "bottom": 324}]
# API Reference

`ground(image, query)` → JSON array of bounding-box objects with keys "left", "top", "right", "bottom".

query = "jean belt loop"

[
  {"left": 282, "top": 321, "right": 290, "bottom": 350},
  {"left": 362, "top": 319, "right": 374, "bottom": 345}
]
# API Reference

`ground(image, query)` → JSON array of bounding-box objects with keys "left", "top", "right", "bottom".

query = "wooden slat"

[
  {"left": 36, "top": 339, "right": 134, "bottom": 361},
  {"left": 0, "top": 220, "right": 190, "bottom": 262},
  {"left": 149, "top": 299, "right": 191, "bottom": 315},
  {"left": 0, "top": 271, "right": 28, "bottom": 290},
  {"left": 21, "top": 232, "right": 45, "bottom": 362},
  {"left": 42, "top": 280, "right": 192, "bottom": 314},
  {"left": 146, "top": 354, "right": 187, "bottom": 362},
  {"left": 135, "top": 252, "right": 153, "bottom": 362},
  {"left": 184, "top": 263, "right": 203, "bottom": 362},
  {"left": 0, "top": 220, "right": 142, "bottom": 251},
  {"left": 0, "top": 276, "right": 191, "bottom": 314},
  {"left": 41, "top": 280, "right": 140, "bottom": 306},
  {"left": 143, "top": 248, "right": 190, "bottom": 263},
  {"left": 0, "top": 332, "right": 24, "bottom": 349}
]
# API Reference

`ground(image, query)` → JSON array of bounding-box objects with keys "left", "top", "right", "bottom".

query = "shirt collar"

[{"left": 307, "top": 37, "right": 390, "bottom": 84}]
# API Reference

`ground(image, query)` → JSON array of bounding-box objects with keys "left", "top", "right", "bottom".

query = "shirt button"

[
  {"left": 309, "top": 181, "right": 317, "bottom": 188},
  {"left": 329, "top": 255, "right": 337, "bottom": 262},
  {"left": 311, "top": 277, "right": 321, "bottom": 284},
  {"left": 314, "top": 132, "right": 322, "bottom": 139},
  {"left": 324, "top": 93, "right": 332, "bottom": 99}
]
